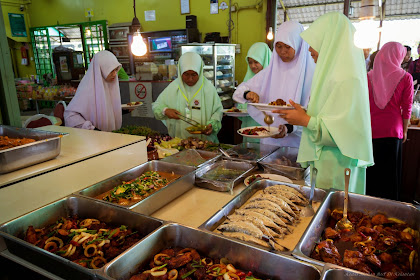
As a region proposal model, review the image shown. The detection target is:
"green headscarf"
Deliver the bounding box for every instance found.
[298,12,374,167]
[243,42,272,82]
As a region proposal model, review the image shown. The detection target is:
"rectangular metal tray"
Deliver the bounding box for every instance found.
[0,195,163,280]
[199,179,327,252]
[77,160,196,215]
[99,223,321,280]
[259,147,307,180]
[224,142,278,163]
[195,159,256,192]
[293,191,420,275]
[320,264,383,280]
[0,125,65,174]
[160,149,221,168]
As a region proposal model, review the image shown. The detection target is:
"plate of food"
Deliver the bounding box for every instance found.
[222,107,248,117]
[121,101,143,109]
[244,173,293,186]
[237,126,278,138]
[249,98,296,112]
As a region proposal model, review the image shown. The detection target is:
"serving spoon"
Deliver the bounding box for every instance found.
[263,112,274,130]
[301,167,317,217]
[335,168,354,232]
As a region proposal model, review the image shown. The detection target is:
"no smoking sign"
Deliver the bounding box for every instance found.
[135,83,147,99]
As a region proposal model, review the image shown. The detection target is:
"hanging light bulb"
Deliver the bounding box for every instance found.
[85,28,91,37]
[267,27,274,40]
[131,31,147,56]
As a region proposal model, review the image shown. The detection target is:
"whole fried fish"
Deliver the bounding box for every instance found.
[243,200,295,224]
[234,209,289,235]
[227,214,282,239]
[264,185,308,205]
[218,221,266,240]
[248,193,298,219]
[221,232,270,248]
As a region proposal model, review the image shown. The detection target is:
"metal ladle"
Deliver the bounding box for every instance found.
[301,167,317,217]
[335,168,354,232]
[263,112,274,130]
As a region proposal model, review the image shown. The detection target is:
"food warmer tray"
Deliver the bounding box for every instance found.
[0,125,66,174]
[259,146,307,180]
[224,142,279,163]
[195,159,256,192]
[199,179,327,252]
[97,223,321,280]
[293,190,420,276]
[160,149,221,168]
[0,195,164,280]
[319,264,383,279]
[76,160,196,215]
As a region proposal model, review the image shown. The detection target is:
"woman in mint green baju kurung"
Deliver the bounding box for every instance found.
[153,52,223,143]
[274,12,374,194]
[237,43,271,143]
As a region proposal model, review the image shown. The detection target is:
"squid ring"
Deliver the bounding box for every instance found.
[84,244,97,257]
[44,242,58,252]
[91,256,107,269]
[151,267,167,276]
[168,269,178,280]
[45,237,64,248]
[154,253,170,265]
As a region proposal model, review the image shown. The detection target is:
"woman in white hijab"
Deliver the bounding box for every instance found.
[64,50,122,131]
[232,21,315,147]
[153,52,223,142]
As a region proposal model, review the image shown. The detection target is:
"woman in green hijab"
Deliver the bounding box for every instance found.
[236,42,272,142]
[153,52,223,143]
[274,12,374,194]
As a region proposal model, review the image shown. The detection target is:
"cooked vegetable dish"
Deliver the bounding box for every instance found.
[129,247,266,280]
[310,211,419,279]
[24,216,141,269]
[99,171,180,206]
[0,136,36,150]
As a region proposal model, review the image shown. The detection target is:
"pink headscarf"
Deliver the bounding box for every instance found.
[368,42,406,109]
[64,51,122,131]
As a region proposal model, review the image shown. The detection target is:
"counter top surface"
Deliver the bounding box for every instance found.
[408,125,420,130]
[0,140,147,224]
[0,126,145,187]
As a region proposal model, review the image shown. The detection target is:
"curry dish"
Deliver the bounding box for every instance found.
[97,171,180,206]
[24,216,141,269]
[129,247,266,280]
[311,211,419,279]
[0,136,36,150]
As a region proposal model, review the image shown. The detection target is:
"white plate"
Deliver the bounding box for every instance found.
[121,102,143,109]
[244,173,293,186]
[237,126,278,139]
[249,103,295,112]
[222,108,248,117]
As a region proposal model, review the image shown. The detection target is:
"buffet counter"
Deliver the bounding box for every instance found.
[401,126,420,203]
[0,126,144,187]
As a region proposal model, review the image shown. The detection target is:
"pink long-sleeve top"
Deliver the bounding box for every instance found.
[368,72,413,139]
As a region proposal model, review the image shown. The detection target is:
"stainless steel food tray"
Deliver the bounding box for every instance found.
[0,195,163,280]
[259,146,307,180]
[224,142,278,163]
[320,264,383,280]
[0,125,66,174]
[98,223,321,280]
[77,160,196,215]
[293,191,420,276]
[195,159,256,192]
[199,179,327,251]
[160,149,221,168]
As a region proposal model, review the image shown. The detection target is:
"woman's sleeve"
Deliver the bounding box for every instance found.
[305,116,337,147]
[152,88,170,120]
[401,74,414,119]
[64,111,95,130]
[207,90,224,134]
[232,71,265,103]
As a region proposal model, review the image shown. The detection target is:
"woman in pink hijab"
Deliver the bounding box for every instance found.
[366,42,414,201]
[64,50,122,131]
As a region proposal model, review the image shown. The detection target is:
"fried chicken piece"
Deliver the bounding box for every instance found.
[167,252,194,268]
[317,240,343,266]
[25,226,39,245]
[324,227,340,239]
[399,231,413,244]
[378,252,393,264]
[343,250,373,275]
[381,263,403,280]
[366,254,381,268]
[372,214,388,225]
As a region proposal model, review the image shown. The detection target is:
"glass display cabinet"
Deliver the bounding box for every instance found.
[180,44,235,95]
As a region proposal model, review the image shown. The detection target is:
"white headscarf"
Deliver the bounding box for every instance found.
[64,51,122,131]
[247,21,315,128]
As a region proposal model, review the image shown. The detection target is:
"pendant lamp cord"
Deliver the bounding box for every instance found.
[133,0,137,18]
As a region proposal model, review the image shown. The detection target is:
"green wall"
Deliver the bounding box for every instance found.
[27,0,268,82]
